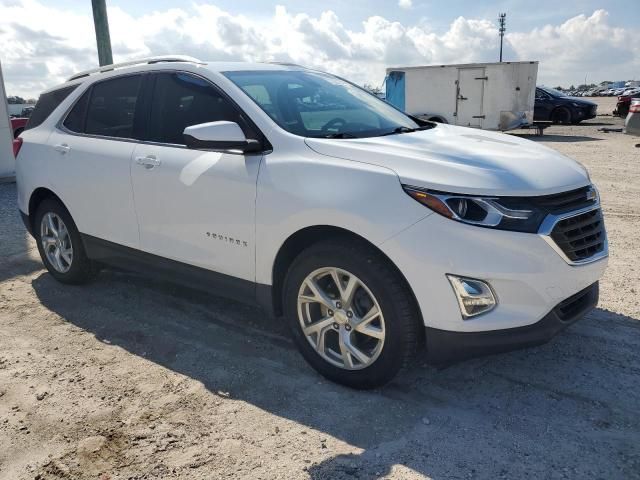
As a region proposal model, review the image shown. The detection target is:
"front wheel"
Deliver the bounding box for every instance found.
[283,238,423,389]
[551,107,572,124]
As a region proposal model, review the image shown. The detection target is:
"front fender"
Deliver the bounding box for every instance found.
[254,151,429,285]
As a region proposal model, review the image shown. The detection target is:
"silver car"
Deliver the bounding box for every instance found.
[625,98,640,136]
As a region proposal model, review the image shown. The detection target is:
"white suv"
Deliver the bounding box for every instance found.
[16,56,608,388]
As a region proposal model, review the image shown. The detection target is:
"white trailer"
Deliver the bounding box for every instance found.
[385,61,538,131]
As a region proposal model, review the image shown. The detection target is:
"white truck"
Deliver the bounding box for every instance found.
[385,61,538,131]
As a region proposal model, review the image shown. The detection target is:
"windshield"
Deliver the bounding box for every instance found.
[539,86,567,98]
[224,70,421,138]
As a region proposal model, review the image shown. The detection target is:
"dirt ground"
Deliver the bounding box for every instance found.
[1,97,638,480]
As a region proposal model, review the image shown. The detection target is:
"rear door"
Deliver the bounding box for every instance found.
[130,71,262,282]
[455,68,485,127]
[48,74,143,248]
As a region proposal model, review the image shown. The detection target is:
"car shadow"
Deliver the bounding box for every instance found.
[0,182,42,283]
[30,269,640,479]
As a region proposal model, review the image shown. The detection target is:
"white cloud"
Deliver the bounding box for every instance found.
[398,0,413,9]
[0,2,638,98]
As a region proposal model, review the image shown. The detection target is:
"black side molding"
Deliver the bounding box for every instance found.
[81,234,275,312]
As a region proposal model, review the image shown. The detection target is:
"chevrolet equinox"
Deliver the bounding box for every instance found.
[15,56,608,388]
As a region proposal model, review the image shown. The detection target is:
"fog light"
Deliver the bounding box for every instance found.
[446,275,497,319]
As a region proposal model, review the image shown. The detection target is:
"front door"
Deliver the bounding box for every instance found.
[130,71,262,282]
[456,68,485,128]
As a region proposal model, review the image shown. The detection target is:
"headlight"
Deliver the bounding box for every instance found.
[403,185,547,233]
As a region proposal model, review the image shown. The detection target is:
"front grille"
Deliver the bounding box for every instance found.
[534,186,596,214]
[550,208,605,262]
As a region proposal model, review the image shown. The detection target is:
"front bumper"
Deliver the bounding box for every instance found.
[424,282,599,365]
[379,210,608,333]
[576,105,597,121]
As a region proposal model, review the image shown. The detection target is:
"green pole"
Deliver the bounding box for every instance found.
[91,0,113,66]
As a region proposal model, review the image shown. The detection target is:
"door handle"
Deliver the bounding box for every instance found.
[54,143,70,154]
[135,155,161,169]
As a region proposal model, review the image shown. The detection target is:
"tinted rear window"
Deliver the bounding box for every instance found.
[63,88,90,133]
[25,85,78,131]
[84,75,142,139]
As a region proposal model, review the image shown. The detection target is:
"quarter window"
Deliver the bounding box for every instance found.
[25,85,78,131]
[147,72,249,145]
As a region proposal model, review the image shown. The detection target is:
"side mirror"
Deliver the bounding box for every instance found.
[183,121,261,153]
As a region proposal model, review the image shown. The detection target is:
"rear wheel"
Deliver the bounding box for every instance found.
[34,199,99,284]
[283,238,422,389]
[551,107,572,124]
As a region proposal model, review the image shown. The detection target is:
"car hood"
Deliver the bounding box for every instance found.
[305,124,590,196]
[567,96,597,106]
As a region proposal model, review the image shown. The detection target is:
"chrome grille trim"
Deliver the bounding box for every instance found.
[538,204,608,266]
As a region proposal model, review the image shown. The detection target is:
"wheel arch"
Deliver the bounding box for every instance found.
[28,188,68,232]
[268,225,424,328]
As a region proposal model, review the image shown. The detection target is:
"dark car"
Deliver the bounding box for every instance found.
[534,86,598,124]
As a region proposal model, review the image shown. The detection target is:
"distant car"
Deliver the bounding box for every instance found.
[534,86,598,124]
[20,106,34,117]
[622,88,640,97]
[625,99,640,136]
[10,117,28,138]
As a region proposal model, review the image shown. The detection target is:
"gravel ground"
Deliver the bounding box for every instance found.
[1,97,638,479]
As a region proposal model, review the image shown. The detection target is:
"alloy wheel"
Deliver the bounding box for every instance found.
[297,267,385,370]
[40,212,73,273]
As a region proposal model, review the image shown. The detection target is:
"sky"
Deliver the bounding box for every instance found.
[1,0,639,98]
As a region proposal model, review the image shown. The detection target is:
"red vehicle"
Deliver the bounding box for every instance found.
[10,117,28,157]
[614,94,640,117]
[10,117,28,138]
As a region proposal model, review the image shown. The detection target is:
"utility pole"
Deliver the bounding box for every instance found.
[91,0,113,66]
[498,13,506,62]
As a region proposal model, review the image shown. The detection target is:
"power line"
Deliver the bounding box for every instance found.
[498,13,506,62]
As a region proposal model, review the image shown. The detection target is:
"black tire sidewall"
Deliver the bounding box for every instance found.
[283,241,418,389]
[552,107,572,124]
[34,199,94,284]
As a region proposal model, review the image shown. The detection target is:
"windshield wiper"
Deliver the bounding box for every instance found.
[380,125,434,137]
[322,132,359,139]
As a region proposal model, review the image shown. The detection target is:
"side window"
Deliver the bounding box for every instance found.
[25,85,78,131]
[147,72,249,145]
[535,89,548,100]
[84,75,142,139]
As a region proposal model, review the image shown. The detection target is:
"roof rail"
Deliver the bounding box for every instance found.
[67,55,204,81]
[265,62,307,69]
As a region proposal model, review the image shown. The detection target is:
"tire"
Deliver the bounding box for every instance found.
[551,107,572,124]
[34,198,99,284]
[283,238,423,389]
[13,127,24,139]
